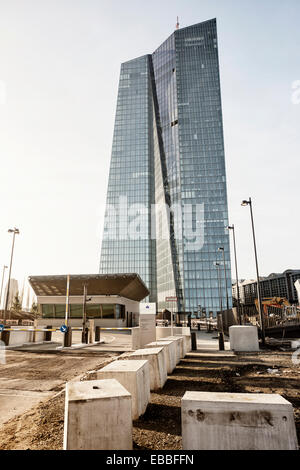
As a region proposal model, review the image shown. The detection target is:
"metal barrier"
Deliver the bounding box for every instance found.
[0,325,134,348]
[0,326,85,347]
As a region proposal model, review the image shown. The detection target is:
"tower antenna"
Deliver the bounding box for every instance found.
[176,16,180,30]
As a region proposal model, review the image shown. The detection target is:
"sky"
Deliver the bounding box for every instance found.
[0,0,299,303]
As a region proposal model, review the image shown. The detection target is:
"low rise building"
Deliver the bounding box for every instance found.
[232,270,300,306]
[28,273,149,328]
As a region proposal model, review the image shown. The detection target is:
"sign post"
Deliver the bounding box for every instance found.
[165,297,177,337]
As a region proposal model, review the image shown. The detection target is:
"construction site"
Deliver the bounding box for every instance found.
[0,318,299,451]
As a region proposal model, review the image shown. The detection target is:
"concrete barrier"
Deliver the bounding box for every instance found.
[1,327,50,346]
[129,347,167,391]
[160,336,183,362]
[229,325,259,352]
[181,392,298,450]
[131,327,140,350]
[1,330,31,347]
[64,379,132,450]
[179,334,192,353]
[175,335,187,357]
[156,326,190,340]
[33,331,45,343]
[145,341,176,374]
[96,360,150,420]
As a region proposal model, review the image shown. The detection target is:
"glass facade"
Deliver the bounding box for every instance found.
[41,303,125,319]
[99,19,232,316]
[99,55,157,302]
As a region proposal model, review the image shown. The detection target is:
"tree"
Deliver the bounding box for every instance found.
[11,292,22,314]
[31,302,40,319]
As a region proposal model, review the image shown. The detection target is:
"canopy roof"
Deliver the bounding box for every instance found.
[28,274,149,302]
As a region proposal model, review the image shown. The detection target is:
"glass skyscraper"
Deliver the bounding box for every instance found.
[99,19,232,316]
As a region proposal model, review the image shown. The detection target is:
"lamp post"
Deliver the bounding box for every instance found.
[215,262,224,351]
[4,228,20,323]
[218,247,229,312]
[227,225,242,325]
[241,198,265,345]
[0,265,8,312]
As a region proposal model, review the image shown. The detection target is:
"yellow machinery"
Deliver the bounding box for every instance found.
[255,297,290,315]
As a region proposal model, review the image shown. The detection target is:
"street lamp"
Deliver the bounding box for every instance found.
[0,265,8,312]
[227,225,242,325]
[218,247,229,312]
[215,262,224,351]
[241,198,265,345]
[215,263,223,316]
[4,228,20,323]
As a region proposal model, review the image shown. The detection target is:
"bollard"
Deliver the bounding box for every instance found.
[95,326,101,342]
[64,327,72,348]
[191,332,197,351]
[198,324,200,331]
[82,327,89,344]
[218,332,225,351]
[45,325,52,342]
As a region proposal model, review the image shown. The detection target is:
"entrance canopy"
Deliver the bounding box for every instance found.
[28,274,149,302]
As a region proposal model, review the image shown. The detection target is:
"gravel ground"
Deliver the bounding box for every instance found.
[0,350,299,450]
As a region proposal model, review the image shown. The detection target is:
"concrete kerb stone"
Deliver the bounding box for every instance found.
[129,347,167,391]
[95,360,150,420]
[181,391,298,450]
[64,379,132,450]
[145,341,176,374]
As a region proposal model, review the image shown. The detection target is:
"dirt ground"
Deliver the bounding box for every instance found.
[0,349,299,450]
[0,349,119,448]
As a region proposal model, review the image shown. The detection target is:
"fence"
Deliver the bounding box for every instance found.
[243,305,300,331]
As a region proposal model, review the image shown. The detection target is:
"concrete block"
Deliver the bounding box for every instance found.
[175,335,187,357]
[7,330,31,347]
[96,360,150,420]
[129,347,167,391]
[182,392,298,450]
[156,326,191,340]
[179,334,192,353]
[131,327,140,350]
[64,379,132,450]
[229,326,259,352]
[34,331,45,343]
[160,336,183,362]
[146,341,176,374]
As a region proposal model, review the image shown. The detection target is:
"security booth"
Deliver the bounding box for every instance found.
[28,274,149,328]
